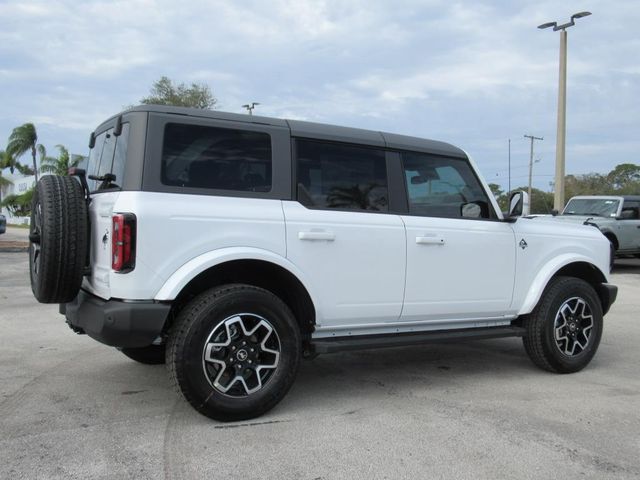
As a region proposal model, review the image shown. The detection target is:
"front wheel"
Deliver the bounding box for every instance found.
[166,284,301,421]
[523,276,603,373]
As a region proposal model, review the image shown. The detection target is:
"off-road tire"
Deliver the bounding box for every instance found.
[29,175,88,303]
[121,345,166,365]
[523,276,603,374]
[166,284,301,422]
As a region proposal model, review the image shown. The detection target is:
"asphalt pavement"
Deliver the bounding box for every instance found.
[1,252,639,479]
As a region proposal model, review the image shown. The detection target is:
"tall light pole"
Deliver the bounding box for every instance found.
[242,102,260,115]
[538,11,591,211]
[524,134,543,201]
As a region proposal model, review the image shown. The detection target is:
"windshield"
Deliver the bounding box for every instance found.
[563,198,620,217]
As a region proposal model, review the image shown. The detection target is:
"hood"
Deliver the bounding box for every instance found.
[533,214,608,225]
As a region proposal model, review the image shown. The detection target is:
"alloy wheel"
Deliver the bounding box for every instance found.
[554,296,594,356]
[202,313,280,397]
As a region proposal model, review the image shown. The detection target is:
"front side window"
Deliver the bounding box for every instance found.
[402,152,492,219]
[161,123,272,192]
[621,200,640,219]
[296,139,388,212]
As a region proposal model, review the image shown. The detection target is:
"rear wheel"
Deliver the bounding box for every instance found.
[121,345,166,365]
[523,276,603,373]
[167,284,301,421]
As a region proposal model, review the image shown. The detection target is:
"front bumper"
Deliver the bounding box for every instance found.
[61,289,171,348]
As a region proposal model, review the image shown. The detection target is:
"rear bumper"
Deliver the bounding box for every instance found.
[61,289,171,348]
[596,283,618,315]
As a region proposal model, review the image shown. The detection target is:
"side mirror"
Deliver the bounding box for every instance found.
[508,191,530,218]
[551,209,559,216]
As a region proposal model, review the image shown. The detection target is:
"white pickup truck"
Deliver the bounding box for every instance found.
[28,106,617,421]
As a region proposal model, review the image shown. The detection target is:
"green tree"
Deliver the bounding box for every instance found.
[140,76,217,109]
[488,183,508,211]
[563,173,612,199]
[607,163,640,192]
[40,145,81,176]
[0,151,16,205]
[512,185,554,214]
[0,188,33,217]
[7,123,40,182]
[0,158,13,203]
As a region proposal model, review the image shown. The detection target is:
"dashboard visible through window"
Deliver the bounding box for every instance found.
[402,152,492,219]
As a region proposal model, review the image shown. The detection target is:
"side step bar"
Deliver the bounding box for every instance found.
[310,325,526,354]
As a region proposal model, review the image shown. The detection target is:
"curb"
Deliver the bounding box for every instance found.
[0,243,29,253]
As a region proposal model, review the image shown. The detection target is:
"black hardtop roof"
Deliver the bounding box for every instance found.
[106,105,466,158]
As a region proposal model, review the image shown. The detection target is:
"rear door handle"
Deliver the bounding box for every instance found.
[298,230,335,241]
[416,235,445,245]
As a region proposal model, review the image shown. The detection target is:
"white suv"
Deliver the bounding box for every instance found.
[28,106,617,421]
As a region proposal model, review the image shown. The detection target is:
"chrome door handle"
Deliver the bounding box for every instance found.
[298,230,335,241]
[416,235,445,245]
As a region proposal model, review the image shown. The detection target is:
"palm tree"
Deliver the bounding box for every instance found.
[7,123,39,182]
[0,151,15,205]
[40,145,81,176]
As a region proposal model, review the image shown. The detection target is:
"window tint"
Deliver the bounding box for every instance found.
[86,130,107,190]
[161,123,272,192]
[111,123,130,189]
[621,200,640,219]
[85,125,130,192]
[402,152,491,219]
[97,131,116,179]
[296,139,388,212]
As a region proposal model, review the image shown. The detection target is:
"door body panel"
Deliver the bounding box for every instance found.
[401,216,516,322]
[283,201,406,328]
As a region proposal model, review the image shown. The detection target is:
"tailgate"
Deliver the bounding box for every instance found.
[83,191,120,300]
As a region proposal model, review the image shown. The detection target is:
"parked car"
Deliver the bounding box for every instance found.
[27,106,616,421]
[542,195,640,258]
[0,214,6,234]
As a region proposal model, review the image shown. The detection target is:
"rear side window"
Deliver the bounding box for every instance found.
[86,124,130,192]
[161,123,272,192]
[621,200,640,219]
[295,139,388,212]
[402,152,492,219]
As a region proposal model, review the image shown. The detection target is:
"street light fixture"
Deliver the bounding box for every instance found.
[538,11,591,211]
[242,102,260,115]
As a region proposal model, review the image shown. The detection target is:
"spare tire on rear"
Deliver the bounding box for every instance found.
[29,175,88,303]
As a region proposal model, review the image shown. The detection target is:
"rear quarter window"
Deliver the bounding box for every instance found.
[161,123,272,193]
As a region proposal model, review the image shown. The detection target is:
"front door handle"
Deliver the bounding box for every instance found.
[299,230,335,241]
[416,235,445,245]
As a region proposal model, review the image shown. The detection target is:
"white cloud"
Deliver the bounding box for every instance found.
[0,0,638,189]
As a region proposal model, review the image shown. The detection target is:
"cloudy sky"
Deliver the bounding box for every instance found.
[1,0,638,191]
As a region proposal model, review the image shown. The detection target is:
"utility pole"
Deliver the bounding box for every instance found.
[508,138,511,196]
[524,134,543,202]
[242,102,260,115]
[538,11,591,210]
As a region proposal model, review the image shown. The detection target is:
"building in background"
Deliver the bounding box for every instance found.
[0,173,37,225]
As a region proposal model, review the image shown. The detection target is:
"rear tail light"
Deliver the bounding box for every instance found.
[112,213,136,272]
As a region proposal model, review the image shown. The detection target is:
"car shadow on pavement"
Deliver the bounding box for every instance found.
[612,258,640,274]
[284,338,536,411]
